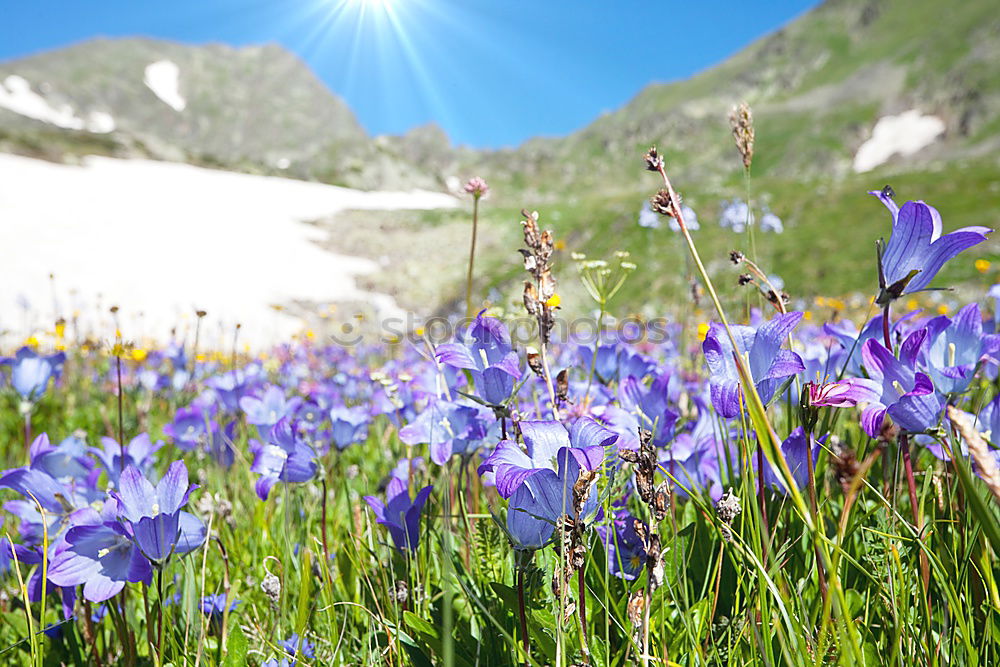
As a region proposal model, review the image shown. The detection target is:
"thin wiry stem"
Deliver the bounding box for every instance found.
[465,195,481,318]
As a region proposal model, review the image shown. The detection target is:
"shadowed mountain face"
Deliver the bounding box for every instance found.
[0,37,447,190]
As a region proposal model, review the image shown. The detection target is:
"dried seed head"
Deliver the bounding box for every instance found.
[729,102,755,170]
[644,146,664,172]
[649,189,675,217]
[523,281,539,317]
[647,533,665,591]
[715,488,742,542]
[627,590,646,629]
[729,250,745,265]
[526,349,545,377]
[880,184,895,200]
[737,273,754,286]
[555,369,570,405]
[653,483,670,522]
[261,573,281,603]
[393,580,409,604]
[572,469,597,516]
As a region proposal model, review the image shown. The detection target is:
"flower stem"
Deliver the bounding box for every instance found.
[465,196,480,319]
[116,353,125,476]
[881,304,892,350]
[804,429,827,602]
[517,558,531,666]
[577,565,590,663]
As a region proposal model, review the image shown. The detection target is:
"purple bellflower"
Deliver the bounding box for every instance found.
[250,418,317,501]
[595,512,647,580]
[758,427,822,494]
[870,188,990,304]
[47,505,152,602]
[240,385,301,431]
[1,347,66,400]
[860,331,942,437]
[399,399,493,465]
[364,481,432,553]
[505,447,599,551]
[478,418,614,498]
[703,313,806,418]
[90,433,163,488]
[923,303,1000,395]
[328,404,370,450]
[618,372,679,447]
[110,461,203,562]
[436,312,521,406]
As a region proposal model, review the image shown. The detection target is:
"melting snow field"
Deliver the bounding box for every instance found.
[144,60,186,112]
[0,75,115,132]
[853,109,945,173]
[0,154,457,347]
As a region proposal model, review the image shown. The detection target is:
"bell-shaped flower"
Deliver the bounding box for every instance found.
[164,403,218,450]
[436,312,521,406]
[0,463,99,546]
[329,404,370,450]
[250,418,317,500]
[399,399,493,465]
[28,433,93,483]
[47,508,152,602]
[89,433,163,488]
[505,447,599,551]
[703,313,805,418]
[110,461,202,562]
[870,189,990,301]
[595,512,647,580]
[364,483,432,553]
[860,331,942,437]
[922,303,1000,395]
[240,385,301,430]
[1,347,66,400]
[478,418,614,498]
[758,427,822,494]
[618,372,679,446]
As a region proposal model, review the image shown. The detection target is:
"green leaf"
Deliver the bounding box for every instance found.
[403,611,440,640]
[222,623,248,667]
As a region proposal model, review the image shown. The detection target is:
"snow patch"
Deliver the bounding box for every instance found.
[0,75,115,133]
[144,60,186,112]
[853,109,945,173]
[0,154,457,346]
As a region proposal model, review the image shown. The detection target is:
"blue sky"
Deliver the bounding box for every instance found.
[2,0,820,148]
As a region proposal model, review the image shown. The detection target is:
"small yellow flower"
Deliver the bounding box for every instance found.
[305,329,315,340]
[130,348,148,362]
[554,239,567,251]
[803,310,813,321]
[24,335,39,349]
[696,322,710,342]
[814,296,826,307]
[975,259,991,273]
[545,293,562,309]
[415,326,425,336]
[905,298,920,312]
[55,321,66,339]
[936,304,949,315]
